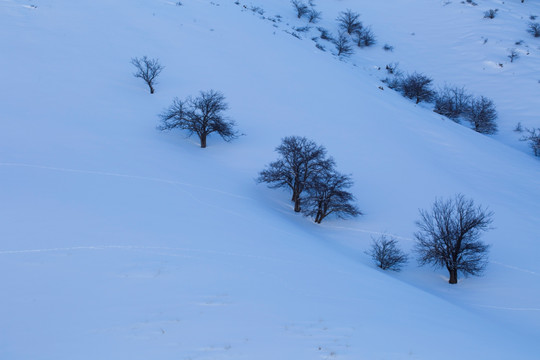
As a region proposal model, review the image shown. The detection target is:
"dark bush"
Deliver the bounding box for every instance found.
[353,27,376,47]
[434,86,471,121]
[400,72,435,104]
[466,96,498,134]
[291,0,309,18]
[520,127,540,156]
[367,235,408,271]
[317,27,334,41]
[334,31,354,57]
[337,9,362,35]
[527,22,540,37]
[307,8,322,23]
[508,48,520,62]
[483,9,498,19]
[302,169,361,223]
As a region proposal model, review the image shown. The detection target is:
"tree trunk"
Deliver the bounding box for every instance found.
[314,211,321,223]
[448,269,458,284]
[200,134,207,148]
[149,84,155,94]
[294,198,301,212]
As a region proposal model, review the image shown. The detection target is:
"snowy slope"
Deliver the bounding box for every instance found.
[1,0,539,359]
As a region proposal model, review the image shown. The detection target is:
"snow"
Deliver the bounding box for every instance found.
[1,0,539,358]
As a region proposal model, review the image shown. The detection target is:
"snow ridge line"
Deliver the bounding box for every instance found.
[476,305,540,312]
[0,162,251,200]
[0,245,301,265]
[491,260,540,277]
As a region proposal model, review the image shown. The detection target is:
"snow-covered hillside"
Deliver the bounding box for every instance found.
[1,0,539,359]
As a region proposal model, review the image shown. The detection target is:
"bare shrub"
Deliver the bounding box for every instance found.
[294,25,311,33]
[353,27,376,47]
[317,27,333,41]
[367,235,408,271]
[303,169,361,223]
[334,31,354,57]
[337,9,362,35]
[483,9,498,19]
[307,8,322,23]
[508,48,520,62]
[466,96,498,134]
[400,72,435,104]
[291,0,309,18]
[385,62,400,75]
[434,86,471,121]
[520,127,540,156]
[527,22,540,37]
[383,75,403,90]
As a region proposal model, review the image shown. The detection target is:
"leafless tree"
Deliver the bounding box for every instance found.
[415,194,492,284]
[334,31,353,57]
[337,9,362,35]
[527,22,540,37]
[520,127,540,156]
[159,90,238,148]
[258,136,333,212]
[291,0,309,18]
[367,235,408,271]
[400,72,435,104]
[466,96,498,134]
[307,8,322,23]
[302,169,361,223]
[434,85,471,121]
[131,56,164,94]
[353,27,376,47]
[508,48,520,63]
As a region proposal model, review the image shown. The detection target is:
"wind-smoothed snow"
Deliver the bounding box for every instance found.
[1,0,539,359]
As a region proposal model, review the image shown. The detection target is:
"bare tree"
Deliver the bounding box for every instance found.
[434,85,471,121]
[520,127,540,156]
[527,22,540,37]
[415,194,492,284]
[337,9,362,35]
[508,48,520,63]
[466,96,498,134]
[131,56,164,94]
[258,136,332,212]
[334,31,354,57]
[291,0,309,18]
[159,90,238,148]
[307,8,322,23]
[401,72,435,104]
[367,235,408,271]
[353,26,376,47]
[302,169,361,223]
